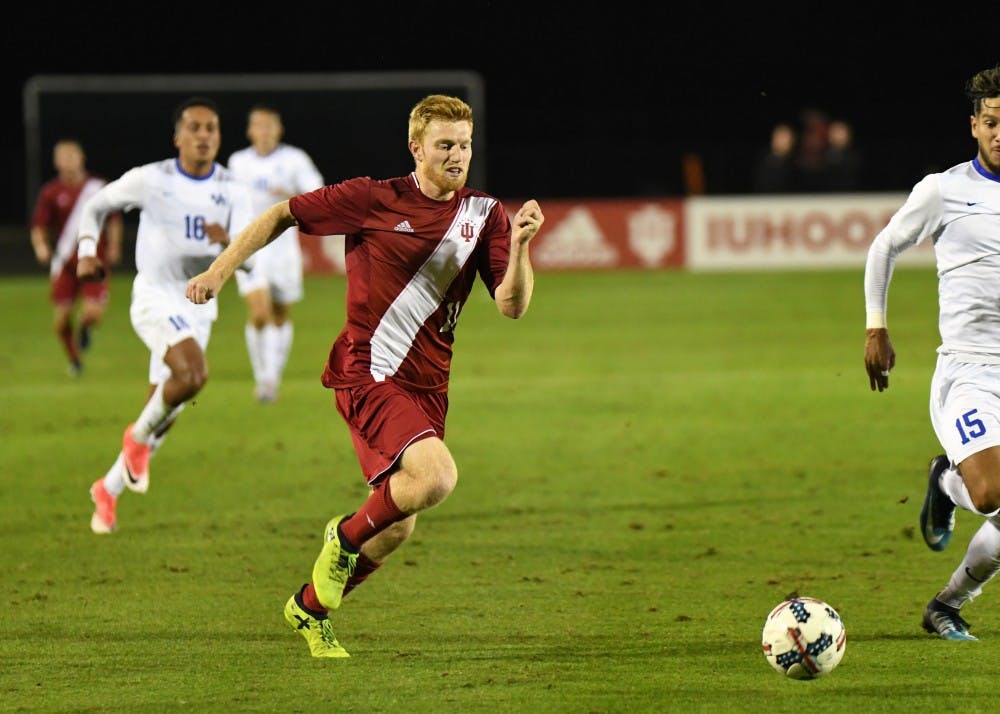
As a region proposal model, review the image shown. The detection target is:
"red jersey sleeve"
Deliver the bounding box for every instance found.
[31,183,56,229]
[477,200,512,297]
[289,177,371,236]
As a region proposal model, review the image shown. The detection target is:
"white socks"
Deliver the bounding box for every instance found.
[149,403,185,455]
[102,454,127,497]
[247,322,293,395]
[261,325,280,388]
[101,402,185,499]
[940,466,1000,517]
[245,323,265,387]
[274,322,293,385]
[132,381,172,443]
[939,520,1000,608]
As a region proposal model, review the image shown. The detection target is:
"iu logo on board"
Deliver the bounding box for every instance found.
[460,221,475,242]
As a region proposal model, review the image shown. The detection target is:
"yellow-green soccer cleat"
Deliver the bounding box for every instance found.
[311,514,358,610]
[284,589,349,658]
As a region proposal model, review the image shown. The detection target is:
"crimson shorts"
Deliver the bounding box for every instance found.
[51,262,109,304]
[334,380,448,485]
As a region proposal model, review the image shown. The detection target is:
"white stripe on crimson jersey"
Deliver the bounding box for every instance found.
[369,195,497,382]
[52,177,104,278]
[289,173,512,392]
[865,157,1000,361]
[78,158,255,321]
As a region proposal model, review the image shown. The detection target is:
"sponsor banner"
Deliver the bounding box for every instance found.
[300,194,930,273]
[300,199,686,273]
[685,193,934,270]
[511,198,685,270]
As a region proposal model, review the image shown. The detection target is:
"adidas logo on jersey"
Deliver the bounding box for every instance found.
[394,220,414,233]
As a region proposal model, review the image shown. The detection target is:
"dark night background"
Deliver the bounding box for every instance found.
[5,4,997,224]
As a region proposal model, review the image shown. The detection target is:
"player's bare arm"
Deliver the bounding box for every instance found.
[186,200,297,304]
[495,200,544,319]
[106,215,124,265]
[864,327,895,392]
[30,227,51,265]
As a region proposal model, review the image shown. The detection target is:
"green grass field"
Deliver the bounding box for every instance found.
[1,267,991,712]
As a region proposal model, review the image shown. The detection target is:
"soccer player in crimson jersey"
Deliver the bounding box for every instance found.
[30,140,123,376]
[187,94,544,658]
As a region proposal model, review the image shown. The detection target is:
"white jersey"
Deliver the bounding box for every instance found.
[227,143,323,248]
[78,158,255,321]
[865,158,1000,362]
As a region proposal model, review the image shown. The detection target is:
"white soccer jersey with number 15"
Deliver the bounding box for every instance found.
[864,158,1000,360]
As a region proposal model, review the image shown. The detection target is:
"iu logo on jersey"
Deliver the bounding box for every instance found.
[460,221,475,242]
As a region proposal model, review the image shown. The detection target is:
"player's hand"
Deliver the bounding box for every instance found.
[186,270,223,304]
[864,328,895,392]
[512,200,544,246]
[77,256,105,282]
[33,244,51,266]
[205,222,229,246]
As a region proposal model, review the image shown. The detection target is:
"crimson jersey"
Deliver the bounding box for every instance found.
[289,173,512,393]
[32,175,116,272]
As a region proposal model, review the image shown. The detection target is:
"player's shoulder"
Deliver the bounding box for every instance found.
[366,174,440,202]
[923,159,983,195]
[276,142,310,158]
[122,159,172,186]
[215,163,237,181]
[227,146,253,164]
[214,164,252,193]
[149,157,177,173]
[278,144,321,174]
[38,176,63,195]
[457,185,505,216]
[934,159,976,181]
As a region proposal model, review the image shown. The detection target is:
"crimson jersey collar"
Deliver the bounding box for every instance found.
[408,172,465,203]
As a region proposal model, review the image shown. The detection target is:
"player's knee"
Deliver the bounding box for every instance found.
[400,438,457,508]
[249,313,268,329]
[190,367,209,393]
[971,487,1000,515]
[426,459,458,505]
[172,364,208,399]
[964,474,1000,514]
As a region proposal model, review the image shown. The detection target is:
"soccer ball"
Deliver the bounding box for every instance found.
[761,596,846,679]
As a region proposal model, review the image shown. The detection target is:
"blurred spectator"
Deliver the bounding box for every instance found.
[824,119,863,191]
[794,108,831,192]
[753,122,797,193]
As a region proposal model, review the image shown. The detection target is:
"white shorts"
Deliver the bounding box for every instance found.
[930,354,1000,465]
[234,230,303,304]
[130,275,214,384]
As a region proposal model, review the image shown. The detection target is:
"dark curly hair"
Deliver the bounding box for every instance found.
[171,96,220,129]
[966,66,1000,115]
